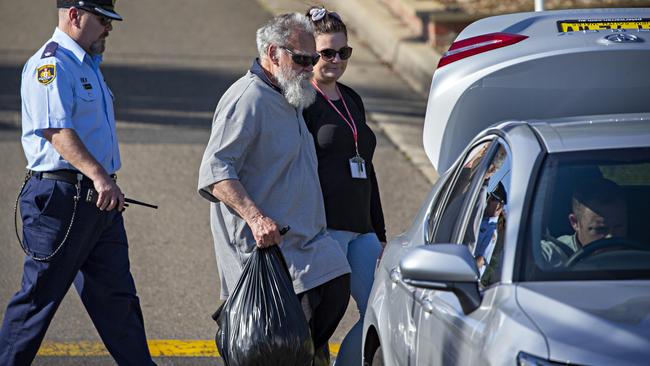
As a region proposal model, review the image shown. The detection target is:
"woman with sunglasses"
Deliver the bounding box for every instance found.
[303,7,386,366]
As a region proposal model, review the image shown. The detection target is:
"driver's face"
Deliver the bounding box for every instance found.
[571,201,628,246]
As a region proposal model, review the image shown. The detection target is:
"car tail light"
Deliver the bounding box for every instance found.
[437,32,528,68]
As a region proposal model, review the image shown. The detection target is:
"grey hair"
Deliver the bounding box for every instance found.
[256,12,314,61]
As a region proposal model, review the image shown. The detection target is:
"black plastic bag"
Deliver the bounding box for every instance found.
[213,245,314,366]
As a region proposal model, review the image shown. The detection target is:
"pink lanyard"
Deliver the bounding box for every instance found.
[311,81,360,155]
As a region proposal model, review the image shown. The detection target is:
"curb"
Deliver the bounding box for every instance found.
[329,0,440,97]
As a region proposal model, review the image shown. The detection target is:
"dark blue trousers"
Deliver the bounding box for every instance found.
[0,176,155,366]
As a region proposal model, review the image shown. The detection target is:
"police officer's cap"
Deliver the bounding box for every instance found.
[57,0,123,21]
[489,182,508,205]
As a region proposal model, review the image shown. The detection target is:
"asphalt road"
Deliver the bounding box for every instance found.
[0,1,430,364]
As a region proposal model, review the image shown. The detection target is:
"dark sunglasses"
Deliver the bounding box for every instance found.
[94,13,112,26]
[318,46,353,61]
[77,7,112,26]
[280,46,320,67]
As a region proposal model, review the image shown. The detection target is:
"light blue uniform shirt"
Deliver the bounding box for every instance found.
[21,28,121,174]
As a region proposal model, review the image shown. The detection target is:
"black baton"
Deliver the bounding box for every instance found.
[124,197,158,209]
[85,189,158,209]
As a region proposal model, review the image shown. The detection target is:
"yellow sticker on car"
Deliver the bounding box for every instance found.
[37,64,56,85]
[558,18,650,32]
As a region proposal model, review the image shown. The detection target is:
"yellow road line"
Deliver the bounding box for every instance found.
[38,340,340,357]
[149,340,218,357]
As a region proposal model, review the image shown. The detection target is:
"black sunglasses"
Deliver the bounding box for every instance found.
[77,7,112,26]
[318,46,353,61]
[280,46,320,67]
[94,13,112,26]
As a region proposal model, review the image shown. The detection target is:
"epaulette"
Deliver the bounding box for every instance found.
[41,41,59,59]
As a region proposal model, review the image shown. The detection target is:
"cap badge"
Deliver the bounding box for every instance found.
[37,64,56,85]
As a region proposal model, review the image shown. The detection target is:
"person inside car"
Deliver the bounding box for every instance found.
[541,178,628,266]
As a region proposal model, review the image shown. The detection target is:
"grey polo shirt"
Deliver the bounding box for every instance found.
[198,61,350,299]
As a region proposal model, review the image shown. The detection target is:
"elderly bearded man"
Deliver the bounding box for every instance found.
[198,12,351,365]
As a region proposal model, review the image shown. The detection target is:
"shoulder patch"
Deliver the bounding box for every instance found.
[40,41,59,59]
[37,64,56,85]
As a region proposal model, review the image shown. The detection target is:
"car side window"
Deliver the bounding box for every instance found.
[459,141,511,287]
[430,141,494,244]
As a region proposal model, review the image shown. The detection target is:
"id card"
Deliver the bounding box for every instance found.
[349,156,367,179]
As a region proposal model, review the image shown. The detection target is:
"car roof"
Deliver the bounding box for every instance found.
[423,8,650,174]
[529,113,650,153]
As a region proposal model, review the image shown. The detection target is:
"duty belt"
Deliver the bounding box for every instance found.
[28,169,117,186]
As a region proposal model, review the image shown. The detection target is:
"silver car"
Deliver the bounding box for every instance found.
[363,8,650,366]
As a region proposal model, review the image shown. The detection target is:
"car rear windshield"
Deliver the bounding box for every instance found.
[520,147,650,281]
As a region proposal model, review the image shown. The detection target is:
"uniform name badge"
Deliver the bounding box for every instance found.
[349,155,367,179]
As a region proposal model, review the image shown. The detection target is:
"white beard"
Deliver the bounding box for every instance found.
[275,64,316,109]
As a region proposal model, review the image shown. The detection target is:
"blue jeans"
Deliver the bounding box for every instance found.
[328,230,383,366]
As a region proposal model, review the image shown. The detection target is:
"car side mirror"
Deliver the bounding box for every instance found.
[399,244,482,314]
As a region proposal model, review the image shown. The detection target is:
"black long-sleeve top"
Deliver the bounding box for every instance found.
[303,82,386,242]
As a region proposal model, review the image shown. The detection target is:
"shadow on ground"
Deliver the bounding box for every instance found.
[0,63,241,128]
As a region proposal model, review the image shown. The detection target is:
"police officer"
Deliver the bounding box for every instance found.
[0,1,156,365]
